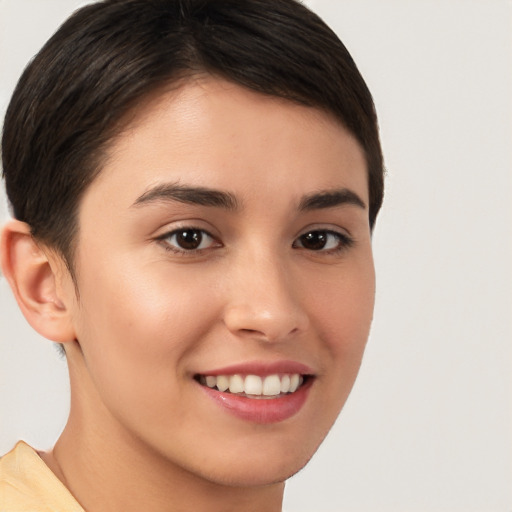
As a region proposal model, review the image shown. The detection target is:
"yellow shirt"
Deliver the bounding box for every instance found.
[0,441,84,512]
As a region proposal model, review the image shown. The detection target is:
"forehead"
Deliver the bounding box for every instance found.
[84,77,368,212]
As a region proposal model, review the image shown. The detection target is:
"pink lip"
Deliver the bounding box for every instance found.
[197,360,315,377]
[194,360,315,424]
[198,378,313,424]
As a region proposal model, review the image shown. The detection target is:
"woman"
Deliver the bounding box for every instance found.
[0,0,383,510]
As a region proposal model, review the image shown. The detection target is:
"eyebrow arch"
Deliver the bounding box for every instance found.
[132,182,239,210]
[298,188,366,212]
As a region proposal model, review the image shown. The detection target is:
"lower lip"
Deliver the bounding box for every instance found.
[198,378,313,424]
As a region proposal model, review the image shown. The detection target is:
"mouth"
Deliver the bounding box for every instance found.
[194,361,315,423]
[194,373,311,399]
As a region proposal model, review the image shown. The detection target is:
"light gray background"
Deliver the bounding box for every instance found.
[1,1,511,511]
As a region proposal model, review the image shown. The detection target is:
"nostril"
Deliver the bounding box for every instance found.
[240,328,260,335]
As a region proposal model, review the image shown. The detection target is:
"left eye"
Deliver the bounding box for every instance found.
[293,230,351,252]
[161,228,217,252]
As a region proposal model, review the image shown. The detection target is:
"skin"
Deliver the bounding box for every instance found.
[2,77,375,512]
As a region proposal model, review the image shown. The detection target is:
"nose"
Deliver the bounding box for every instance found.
[222,251,309,343]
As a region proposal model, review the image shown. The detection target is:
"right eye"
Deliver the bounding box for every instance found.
[159,228,220,253]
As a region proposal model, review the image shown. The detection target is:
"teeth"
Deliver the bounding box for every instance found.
[205,376,217,388]
[280,374,291,393]
[244,375,263,395]
[228,374,244,394]
[289,374,300,393]
[200,373,305,396]
[216,375,229,392]
[263,375,281,396]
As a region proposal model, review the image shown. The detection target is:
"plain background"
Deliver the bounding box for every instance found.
[1,1,511,511]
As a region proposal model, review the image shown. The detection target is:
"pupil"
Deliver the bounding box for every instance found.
[177,229,202,250]
[301,231,327,250]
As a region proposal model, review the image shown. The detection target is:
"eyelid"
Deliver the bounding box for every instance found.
[295,220,353,236]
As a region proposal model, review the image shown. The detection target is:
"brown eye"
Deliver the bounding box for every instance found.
[175,229,203,250]
[298,231,329,250]
[294,230,352,252]
[163,228,217,252]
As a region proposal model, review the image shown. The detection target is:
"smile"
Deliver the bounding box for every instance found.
[195,368,314,423]
[196,373,306,398]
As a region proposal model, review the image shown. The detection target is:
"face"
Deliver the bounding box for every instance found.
[64,77,375,486]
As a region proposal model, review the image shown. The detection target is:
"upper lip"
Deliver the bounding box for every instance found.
[196,360,315,377]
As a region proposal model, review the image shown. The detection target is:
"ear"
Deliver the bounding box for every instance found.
[1,219,77,343]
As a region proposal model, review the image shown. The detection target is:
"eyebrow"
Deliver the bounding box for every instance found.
[132,182,365,213]
[132,183,239,210]
[298,188,366,211]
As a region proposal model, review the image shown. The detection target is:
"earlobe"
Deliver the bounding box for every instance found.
[0,220,77,343]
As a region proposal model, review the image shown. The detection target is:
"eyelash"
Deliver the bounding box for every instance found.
[157,227,353,256]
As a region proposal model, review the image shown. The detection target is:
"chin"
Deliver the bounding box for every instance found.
[182,434,323,488]
[199,457,311,488]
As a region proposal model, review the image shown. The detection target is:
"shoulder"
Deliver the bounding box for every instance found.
[0,441,84,512]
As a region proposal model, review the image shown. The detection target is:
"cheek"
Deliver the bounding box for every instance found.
[73,256,219,405]
[308,257,375,365]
